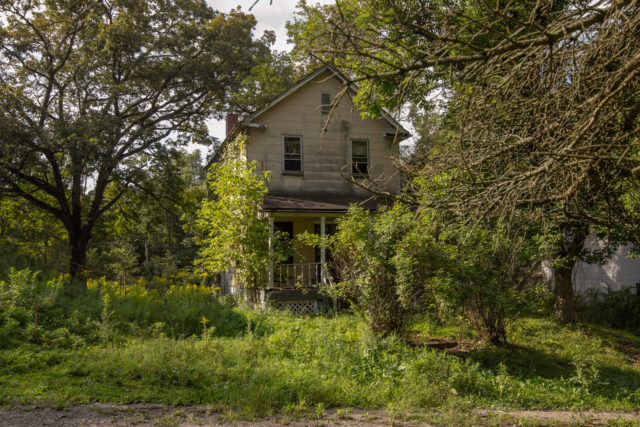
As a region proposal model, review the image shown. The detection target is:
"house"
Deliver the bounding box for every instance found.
[542,235,640,296]
[213,65,410,312]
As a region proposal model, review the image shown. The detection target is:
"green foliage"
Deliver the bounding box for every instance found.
[0,0,273,275]
[422,220,541,345]
[1,313,639,415]
[193,133,288,292]
[0,199,68,271]
[578,287,640,334]
[86,278,247,339]
[330,204,418,335]
[0,268,69,347]
[328,204,539,344]
[87,149,207,281]
[232,51,301,112]
[0,267,246,349]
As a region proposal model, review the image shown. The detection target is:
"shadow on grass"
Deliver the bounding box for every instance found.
[469,343,573,379]
[463,324,640,403]
[578,322,640,365]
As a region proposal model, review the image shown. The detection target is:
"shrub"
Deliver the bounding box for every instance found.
[191,133,271,297]
[330,204,420,335]
[578,286,640,333]
[0,267,248,348]
[421,220,540,346]
[329,205,540,344]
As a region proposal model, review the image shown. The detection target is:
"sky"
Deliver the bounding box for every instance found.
[202,0,333,144]
[206,0,328,52]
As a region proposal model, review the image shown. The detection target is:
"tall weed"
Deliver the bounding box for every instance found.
[0,268,247,349]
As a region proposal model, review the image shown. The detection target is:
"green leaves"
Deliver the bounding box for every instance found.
[330,203,539,343]
[192,133,271,290]
[0,0,274,275]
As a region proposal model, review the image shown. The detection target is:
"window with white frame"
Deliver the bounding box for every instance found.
[283,135,303,172]
[350,139,368,175]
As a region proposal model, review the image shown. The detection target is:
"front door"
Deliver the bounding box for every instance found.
[274,221,294,264]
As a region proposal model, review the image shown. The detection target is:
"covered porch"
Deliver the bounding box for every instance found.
[262,194,385,291]
[256,194,387,313]
[263,199,343,290]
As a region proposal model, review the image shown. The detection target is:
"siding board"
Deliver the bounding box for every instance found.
[246,70,401,197]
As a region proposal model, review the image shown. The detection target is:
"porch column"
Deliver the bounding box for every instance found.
[320,215,326,286]
[268,215,274,288]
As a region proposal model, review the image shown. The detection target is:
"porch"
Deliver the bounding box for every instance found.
[239,194,388,313]
[263,194,389,290]
[266,214,336,290]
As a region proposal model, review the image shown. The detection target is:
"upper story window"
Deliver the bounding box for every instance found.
[283,135,303,173]
[321,93,331,114]
[351,139,369,175]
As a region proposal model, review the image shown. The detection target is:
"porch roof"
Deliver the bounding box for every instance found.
[261,194,390,213]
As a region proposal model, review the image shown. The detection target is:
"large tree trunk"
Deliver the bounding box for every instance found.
[69,238,88,278]
[554,261,577,323]
[68,229,89,279]
[553,225,588,323]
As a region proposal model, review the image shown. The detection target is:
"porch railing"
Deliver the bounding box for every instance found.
[273,262,322,288]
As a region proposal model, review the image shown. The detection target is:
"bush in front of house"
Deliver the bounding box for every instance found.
[330,204,541,345]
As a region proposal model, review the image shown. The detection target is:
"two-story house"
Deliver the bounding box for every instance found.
[214,65,410,312]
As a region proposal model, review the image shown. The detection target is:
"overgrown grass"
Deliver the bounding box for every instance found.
[1,313,640,415]
[1,268,639,418]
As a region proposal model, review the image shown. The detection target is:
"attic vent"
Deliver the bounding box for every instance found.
[321,93,331,114]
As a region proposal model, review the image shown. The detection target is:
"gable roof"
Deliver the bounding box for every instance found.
[210,64,411,165]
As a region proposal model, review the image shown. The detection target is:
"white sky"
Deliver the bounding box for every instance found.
[207,0,327,52]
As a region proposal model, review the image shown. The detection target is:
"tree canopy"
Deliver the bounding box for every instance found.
[0,0,273,276]
[290,0,640,226]
[289,0,640,322]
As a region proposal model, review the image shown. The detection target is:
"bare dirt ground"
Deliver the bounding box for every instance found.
[0,404,638,426]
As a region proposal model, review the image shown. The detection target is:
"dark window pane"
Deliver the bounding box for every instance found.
[351,140,368,174]
[351,140,367,156]
[284,138,301,154]
[284,159,302,171]
[275,221,294,264]
[283,136,302,171]
[352,161,368,174]
[321,93,331,114]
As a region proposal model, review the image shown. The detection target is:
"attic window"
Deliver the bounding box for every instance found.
[283,135,303,172]
[321,93,331,114]
[351,139,369,175]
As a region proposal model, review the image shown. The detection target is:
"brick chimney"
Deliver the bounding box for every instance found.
[226,113,238,136]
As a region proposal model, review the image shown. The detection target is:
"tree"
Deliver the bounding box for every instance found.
[0,198,67,269]
[232,50,302,113]
[327,203,538,343]
[192,133,288,299]
[290,0,640,322]
[0,0,273,277]
[88,149,207,280]
[330,204,418,335]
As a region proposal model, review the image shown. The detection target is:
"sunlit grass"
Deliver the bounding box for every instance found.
[1,309,639,416]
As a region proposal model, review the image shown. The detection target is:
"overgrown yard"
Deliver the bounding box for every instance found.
[2,308,640,422]
[1,271,639,425]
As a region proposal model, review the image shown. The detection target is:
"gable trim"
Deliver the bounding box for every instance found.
[209,64,411,166]
[247,64,410,137]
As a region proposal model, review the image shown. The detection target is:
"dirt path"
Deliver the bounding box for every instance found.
[0,404,638,426]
